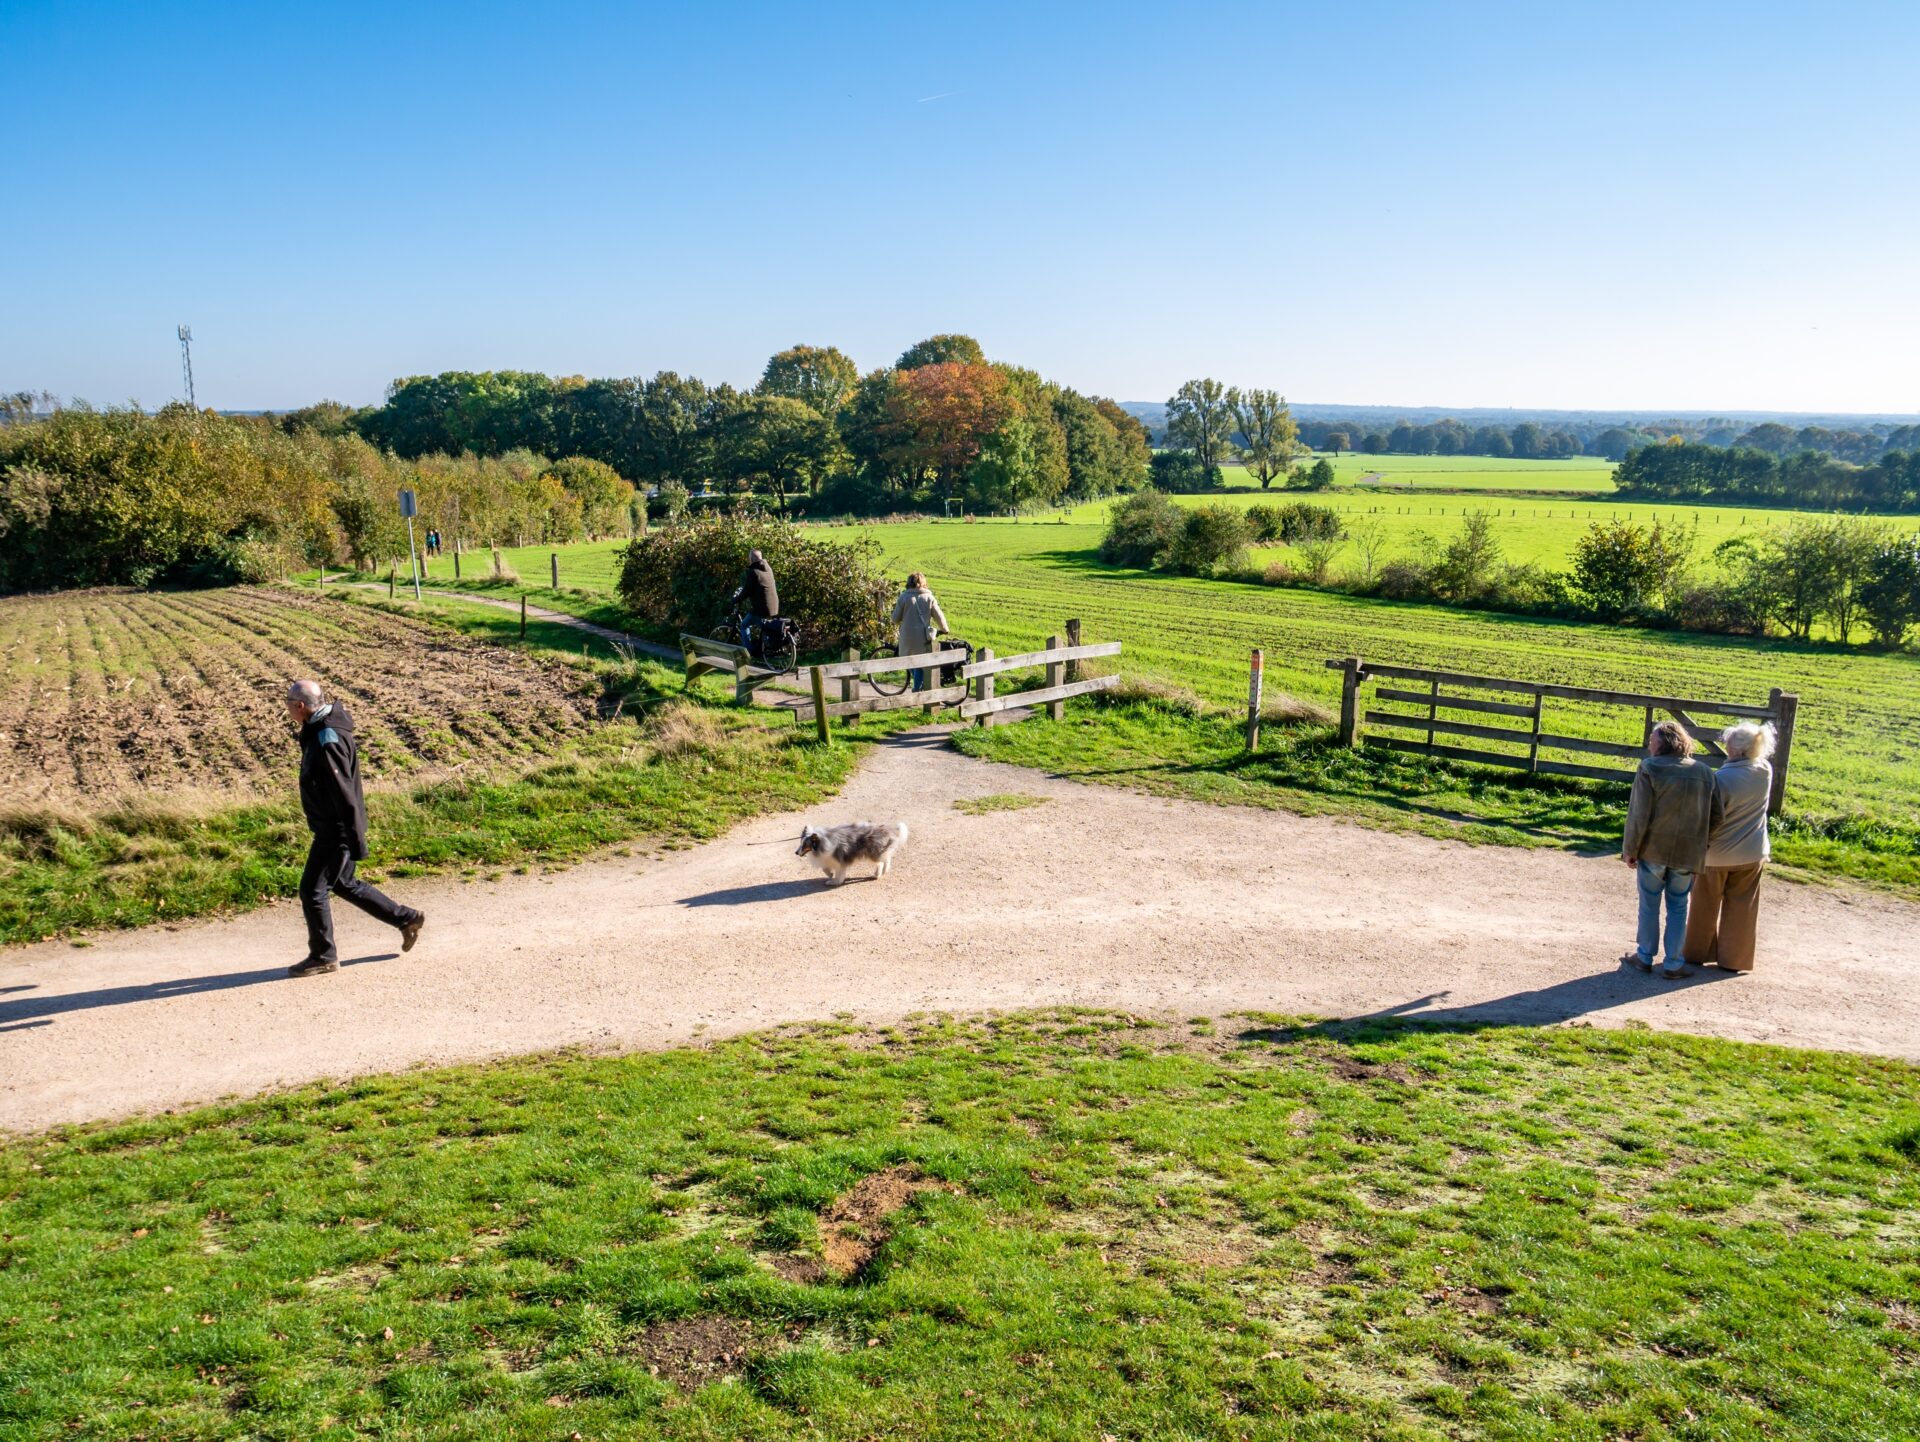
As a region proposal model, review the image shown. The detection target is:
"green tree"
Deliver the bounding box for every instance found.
[721,395,842,507]
[1288,457,1336,490]
[758,344,859,415]
[1099,489,1185,568]
[1230,388,1300,489]
[1165,379,1233,471]
[896,334,985,370]
[1860,536,1920,647]
[542,456,635,538]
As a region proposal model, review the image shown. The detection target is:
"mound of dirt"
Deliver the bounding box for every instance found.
[627,1316,794,1389]
[770,1164,960,1283]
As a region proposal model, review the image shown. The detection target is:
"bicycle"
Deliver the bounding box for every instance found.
[714,607,800,676]
[865,633,972,698]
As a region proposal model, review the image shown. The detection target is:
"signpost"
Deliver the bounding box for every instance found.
[398,488,423,602]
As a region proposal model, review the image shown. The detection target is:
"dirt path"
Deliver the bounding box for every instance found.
[339,583,682,661]
[3,728,1916,1133]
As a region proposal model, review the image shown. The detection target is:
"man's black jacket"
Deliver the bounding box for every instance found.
[735,557,779,618]
[298,704,370,859]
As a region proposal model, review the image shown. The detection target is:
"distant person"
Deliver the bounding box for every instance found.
[1620,719,1715,979]
[890,572,950,691]
[1681,723,1776,974]
[426,529,440,556]
[284,679,424,978]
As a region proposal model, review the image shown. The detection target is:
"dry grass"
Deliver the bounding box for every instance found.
[640,701,731,761]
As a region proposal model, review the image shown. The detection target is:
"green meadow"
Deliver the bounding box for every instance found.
[5,1011,1917,1441]
[1220,453,1619,494]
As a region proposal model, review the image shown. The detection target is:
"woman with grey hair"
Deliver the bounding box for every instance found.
[1621,718,1716,978]
[1681,722,1776,974]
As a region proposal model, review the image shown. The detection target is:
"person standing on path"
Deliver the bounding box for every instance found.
[1620,719,1715,980]
[1681,723,1775,974]
[890,572,950,691]
[284,679,424,978]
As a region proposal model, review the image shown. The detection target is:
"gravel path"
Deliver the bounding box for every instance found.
[3,727,1916,1133]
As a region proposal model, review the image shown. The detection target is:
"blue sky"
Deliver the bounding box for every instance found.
[4,1,1917,414]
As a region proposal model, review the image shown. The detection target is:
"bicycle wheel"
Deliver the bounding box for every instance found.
[774,628,800,675]
[865,644,911,696]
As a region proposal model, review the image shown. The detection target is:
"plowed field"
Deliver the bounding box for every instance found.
[0,587,595,808]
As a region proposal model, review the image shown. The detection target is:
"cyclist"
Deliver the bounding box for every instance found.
[729,549,780,655]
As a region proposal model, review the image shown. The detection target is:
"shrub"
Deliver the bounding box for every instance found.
[1245,504,1283,543]
[1276,502,1344,544]
[1100,489,1185,568]
[1149,449,1223,493]
[616,511,893,652]
[1294,536,1344,584]
[1376,558,1434,601]
[1427,511,1504,603]
[1569,518,1694,619]
[1860,536,1920,648]
[1261,558,1298,586]
[1670,578,1768,636]
[1169,504,1255,577]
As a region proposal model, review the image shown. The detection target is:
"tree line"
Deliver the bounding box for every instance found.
[1614,441,1920,512]
[292,334,1150,516]
[1283,415,1920,466]
[0,406,639,592]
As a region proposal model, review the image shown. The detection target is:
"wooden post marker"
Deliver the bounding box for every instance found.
[841,648,860,726]
[810,665,832,744]
[1246,648,1264,752]
[974,647,995,728]
[452,549,461,581]
[550,552,559,590]
[519,593,527,639]
[1064,618,1082,683]
[1337,656,1362,748]
[388,567,396,599]
[1045,635,1064,720]
[1768,688,1798,814]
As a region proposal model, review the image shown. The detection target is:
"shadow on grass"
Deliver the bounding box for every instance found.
[0,953,402,1026]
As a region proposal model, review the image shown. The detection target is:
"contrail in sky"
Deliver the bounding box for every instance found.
[917,90,960,103]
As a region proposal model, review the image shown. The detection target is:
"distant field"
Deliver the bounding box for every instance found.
[0,587,595,809]
[1220,452,1619,493]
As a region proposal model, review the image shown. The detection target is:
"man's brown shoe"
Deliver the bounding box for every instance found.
[400,914,425,953]
[289,957,339,978]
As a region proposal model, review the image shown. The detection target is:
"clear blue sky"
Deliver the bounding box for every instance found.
[4,1,1916,415]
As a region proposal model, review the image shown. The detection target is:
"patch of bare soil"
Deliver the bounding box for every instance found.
[0,586,596,809]
[769,1163,960,1283]
[627,1316,798,1389]
[1331,1056,1420,1084]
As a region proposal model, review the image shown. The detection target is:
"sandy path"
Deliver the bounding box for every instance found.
[3,728,1916,1133]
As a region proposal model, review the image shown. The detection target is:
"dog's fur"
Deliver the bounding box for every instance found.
[796,821,909,885]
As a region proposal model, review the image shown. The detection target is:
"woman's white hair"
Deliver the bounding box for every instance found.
[1722,721,1776,761]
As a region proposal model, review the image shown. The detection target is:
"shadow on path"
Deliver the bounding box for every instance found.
[1237,960,1741,1044]
[677,878,864,907]
[0,953,401,1026]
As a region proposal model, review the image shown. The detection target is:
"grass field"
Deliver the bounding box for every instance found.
[1220,453,1619,494]
[0,586,906,945]
[448,527,1920,852]
[4,1010,1916,1440]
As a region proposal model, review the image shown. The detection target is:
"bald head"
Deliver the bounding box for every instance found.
[285,679,323,725]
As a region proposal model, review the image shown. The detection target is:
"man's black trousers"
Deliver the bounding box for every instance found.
[300,837,416,963]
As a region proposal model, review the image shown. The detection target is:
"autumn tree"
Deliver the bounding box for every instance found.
[1230,388,1300,489]
[880,363,1014,499]
[896,334,986,370]
[1165,378,1233,471]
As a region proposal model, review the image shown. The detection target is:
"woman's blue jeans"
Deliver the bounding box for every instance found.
[1635,861,1694,963]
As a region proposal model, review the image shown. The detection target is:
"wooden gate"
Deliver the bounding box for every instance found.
[1326,657,1798,812]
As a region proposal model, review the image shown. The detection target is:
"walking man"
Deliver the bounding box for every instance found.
[284,679,424,977]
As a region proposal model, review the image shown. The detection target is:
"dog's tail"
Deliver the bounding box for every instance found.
[892,821,909,844]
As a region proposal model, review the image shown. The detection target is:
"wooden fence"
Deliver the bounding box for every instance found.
[788,628,1121,742]
[1325,656,1798,812]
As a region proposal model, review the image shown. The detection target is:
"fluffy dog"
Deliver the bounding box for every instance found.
[795,821,909,885]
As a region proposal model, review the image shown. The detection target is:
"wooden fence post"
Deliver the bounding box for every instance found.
[1064,618,1082,684]
[452,549,461,581]
[810,665,832,744]
[1045,636,1064,720]
[550,552,559,590]
[841,648,860,727]
[1338,656,1361,748]
[1768,688,1798,814]
[974,647,995,729]
[519,593,527,640]
[388,567,395,599]
[1246,648,1264,753]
